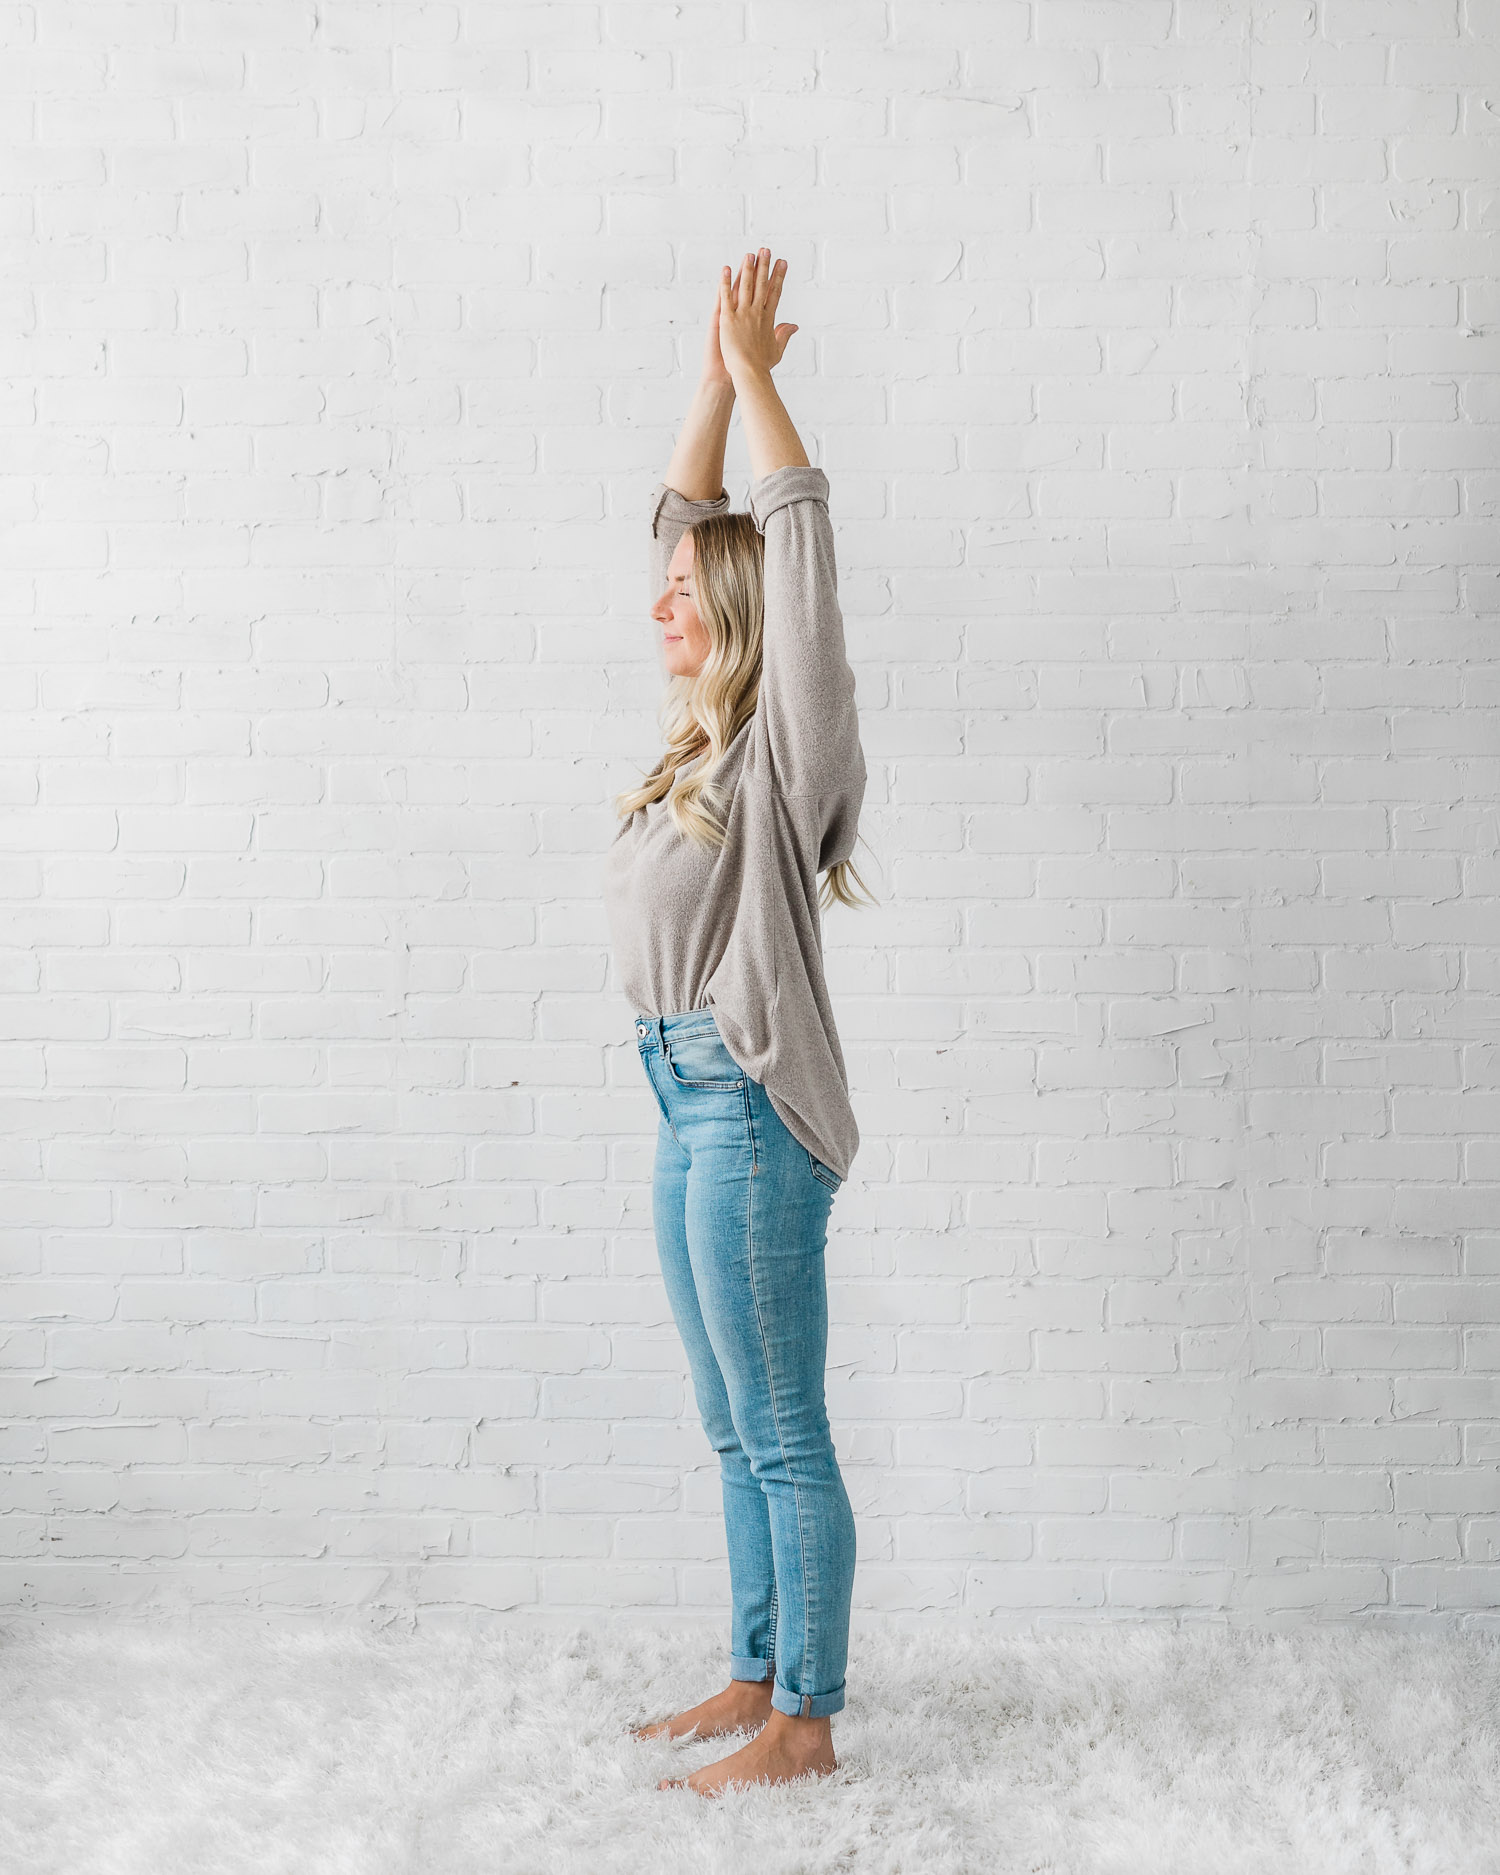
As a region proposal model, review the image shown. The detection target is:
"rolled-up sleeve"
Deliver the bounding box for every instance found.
[747,464,864,801]
[650,481,730,606]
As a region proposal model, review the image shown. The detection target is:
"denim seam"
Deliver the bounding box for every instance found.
[744,1161,814,1707]
[640,1048,681,1146]
[742,1078,759,1176]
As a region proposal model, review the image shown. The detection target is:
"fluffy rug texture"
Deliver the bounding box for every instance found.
[1,1617,1497,1875]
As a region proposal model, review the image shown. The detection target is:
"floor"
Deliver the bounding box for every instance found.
[2,1615,1497,1874]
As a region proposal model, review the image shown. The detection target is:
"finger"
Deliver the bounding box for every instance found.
[753,246,771,306]
[767,256,787,310]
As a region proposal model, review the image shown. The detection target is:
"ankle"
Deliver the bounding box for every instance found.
[762,1706,832,1739]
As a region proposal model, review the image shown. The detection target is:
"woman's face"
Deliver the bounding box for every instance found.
[653,533,710,680]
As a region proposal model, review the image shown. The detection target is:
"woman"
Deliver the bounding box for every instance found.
[601,249,874,1797]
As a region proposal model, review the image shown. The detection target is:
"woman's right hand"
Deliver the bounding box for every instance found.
[699,273,736,391]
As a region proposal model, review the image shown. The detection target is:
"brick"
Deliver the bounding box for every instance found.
[5,0,1496,1627]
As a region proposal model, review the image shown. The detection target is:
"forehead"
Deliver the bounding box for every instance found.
[666,534,696,579]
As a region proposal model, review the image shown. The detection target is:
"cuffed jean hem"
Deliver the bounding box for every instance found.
[771,1679,845,1719]
[730,1655,773,1683]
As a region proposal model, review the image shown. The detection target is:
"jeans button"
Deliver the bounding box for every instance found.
[636,1023,647,1037]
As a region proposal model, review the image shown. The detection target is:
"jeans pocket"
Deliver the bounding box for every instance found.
[806,1148,842,1194]
[663,1027,746,1091]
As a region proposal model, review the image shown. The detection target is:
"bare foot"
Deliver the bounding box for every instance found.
[658,1708,836,1795]
[629,1675,775,1743]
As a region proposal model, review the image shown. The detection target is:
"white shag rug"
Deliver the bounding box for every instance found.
[2,1617,1498,1875]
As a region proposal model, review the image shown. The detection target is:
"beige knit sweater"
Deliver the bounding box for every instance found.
[601,464,867,1180]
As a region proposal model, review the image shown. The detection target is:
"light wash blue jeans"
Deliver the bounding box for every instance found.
[634,1006,857,1720]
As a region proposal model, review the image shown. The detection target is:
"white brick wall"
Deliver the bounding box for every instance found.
[3,0,1498,1628]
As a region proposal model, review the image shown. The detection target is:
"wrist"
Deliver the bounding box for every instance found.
[697,373,736,402]
[728,363,775,394]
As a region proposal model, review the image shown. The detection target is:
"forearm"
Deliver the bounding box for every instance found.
[663,378,736,500]
[733,368,810,480]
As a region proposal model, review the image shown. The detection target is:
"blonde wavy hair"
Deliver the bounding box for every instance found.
[612,510,877,915]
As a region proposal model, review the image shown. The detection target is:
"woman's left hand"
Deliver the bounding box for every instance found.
[717,248,799,383]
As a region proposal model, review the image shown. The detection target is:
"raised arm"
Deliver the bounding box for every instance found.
[720,251,861,799]
[651,358,735,596]
[748,464,862,799]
